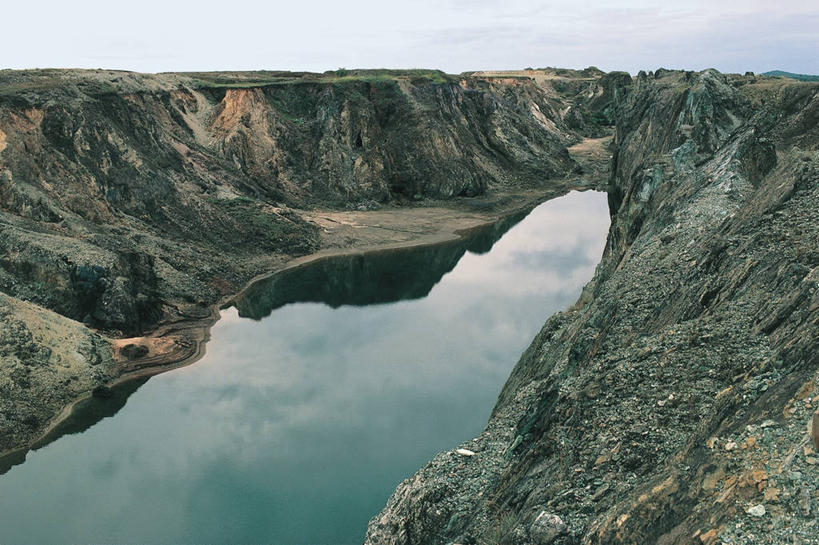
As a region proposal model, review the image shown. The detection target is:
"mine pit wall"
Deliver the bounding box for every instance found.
[0,72,580,338]
[0,68,816,543]
[366,70,818,545]
[1,69,610,466]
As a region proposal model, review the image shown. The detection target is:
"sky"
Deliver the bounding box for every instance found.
[2,0,817,75]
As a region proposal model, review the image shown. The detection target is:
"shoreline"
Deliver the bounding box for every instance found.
[0,186,584,463]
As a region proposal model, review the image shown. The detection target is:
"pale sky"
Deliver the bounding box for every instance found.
[2,0,817,75]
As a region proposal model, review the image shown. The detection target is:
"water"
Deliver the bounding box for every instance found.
[0,190,609,545]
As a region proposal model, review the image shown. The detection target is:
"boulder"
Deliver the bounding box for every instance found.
[530,511,567,544]
[121,343,149,359]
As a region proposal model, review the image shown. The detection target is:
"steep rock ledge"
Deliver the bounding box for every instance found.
[366,71,818,544]
[0,69,615,461]
[0,69,592,336]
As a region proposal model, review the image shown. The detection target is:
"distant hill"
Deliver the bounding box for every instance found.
[763,70,819,81]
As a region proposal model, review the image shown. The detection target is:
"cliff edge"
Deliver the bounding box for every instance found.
[0,68,608,456]
[365,70,819,545]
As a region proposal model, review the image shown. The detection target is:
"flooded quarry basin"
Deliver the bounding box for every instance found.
[0,190,609,545]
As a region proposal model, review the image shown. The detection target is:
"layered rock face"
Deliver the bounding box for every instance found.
[0,68,605,457]
[0,69,583,336]
[366,71,818,544]
[3,66,814,543]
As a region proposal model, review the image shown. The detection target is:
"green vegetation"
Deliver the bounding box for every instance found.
[482,513,522,545]
[0,69,457,100]
[762,70,819,82]
[0,71,68,97]
[186,69,455,90]
[185,72,297,89]
[324,68,455,84]
[0,69,131,98]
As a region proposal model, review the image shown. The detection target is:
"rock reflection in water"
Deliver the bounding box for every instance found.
[233,208,528,319]
[0,207,528,475]
[0,191,610,545]
[0,378,147,476]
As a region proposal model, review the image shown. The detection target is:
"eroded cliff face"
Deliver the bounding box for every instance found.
[0,292,117,453]
[0,69,588,337]
[366,71,818,545]
[5,67,814,543]
[0,69,608,458]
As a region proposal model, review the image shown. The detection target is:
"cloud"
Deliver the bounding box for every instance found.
[405,4,819,73]
[0,1,816,74]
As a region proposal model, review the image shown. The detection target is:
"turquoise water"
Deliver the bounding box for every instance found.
[0,190,609,545]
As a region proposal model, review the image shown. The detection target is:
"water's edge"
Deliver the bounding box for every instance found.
[0,189,573,470]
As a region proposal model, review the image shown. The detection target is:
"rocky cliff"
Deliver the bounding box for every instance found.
[0,68,605,456]
[366,70,819,544]
[0,68,586,336]
[3,66,814,544]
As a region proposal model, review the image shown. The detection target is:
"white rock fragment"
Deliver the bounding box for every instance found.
[530,511,567,544]
[456,448,475,457]
[746,504,766,517]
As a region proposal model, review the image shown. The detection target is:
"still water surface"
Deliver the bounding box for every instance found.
[0,191,608,545]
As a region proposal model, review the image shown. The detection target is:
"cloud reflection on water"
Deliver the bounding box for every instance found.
[0,190,609,545]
